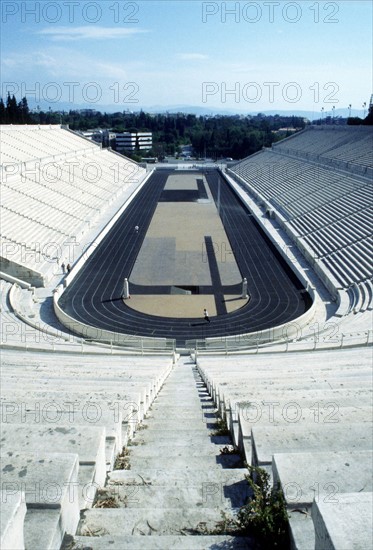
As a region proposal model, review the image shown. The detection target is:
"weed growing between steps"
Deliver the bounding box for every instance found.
[212,417,230,436]
[236,466,290,548]
[93,490,119,509]
[114,446,131,470]
[220,445,240,455]
[137,423,149,430]
[127,438,145,446]
[207,465,289,548]
[92,485,136,509]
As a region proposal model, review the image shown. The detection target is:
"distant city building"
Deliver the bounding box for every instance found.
[78,129,116,148]
[115,131,152,152]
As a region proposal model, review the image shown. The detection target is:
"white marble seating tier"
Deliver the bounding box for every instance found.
[0,451,80,550]
[0,490,27,550]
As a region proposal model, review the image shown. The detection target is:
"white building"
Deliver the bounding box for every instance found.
[115,131,152,152]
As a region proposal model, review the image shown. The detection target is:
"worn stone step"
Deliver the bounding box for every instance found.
[108,468,250,487]
[24,509,64,550]
[239,403,373,437]
[252,422,373,466]
[134,424,216,441]
[128,443,236,458]
[78,508,238,537]
[155,390,211,397]
[1,409,125,448]
[0,394,143,428]
[287,509,315,550]
[311,492,373,550]
[69,534,254,549]
[140,420,218,431]
[154,394,206,405]
[0,491,26,550]
[0,424,107,488]
[149,404,215,412]
[1,452,80,549]
[130,433,231,446]
[146,410,217,421]
[228,388,373,411]
[1,397,140,439]
[273,450,373,506]
[126,454,244,471]
[96,482,249,509]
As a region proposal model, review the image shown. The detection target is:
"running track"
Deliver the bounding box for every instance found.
[59,169,312,346]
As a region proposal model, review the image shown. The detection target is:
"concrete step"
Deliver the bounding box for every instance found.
[69,534,254,549]
[77,508,238,537]
[0,491,26,550]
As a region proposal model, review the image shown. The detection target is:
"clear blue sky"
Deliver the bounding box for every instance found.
[1,1,371,114]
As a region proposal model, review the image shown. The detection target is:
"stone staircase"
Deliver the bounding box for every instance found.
[67,358,254,549]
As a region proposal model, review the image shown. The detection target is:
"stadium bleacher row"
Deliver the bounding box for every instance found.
[0,124,96,164]
[197,347,373,550]
[0,125,146,283]
[229,126,373,308]
[0,124,372,549]
[272,125,373,171]
[0,349,174,550]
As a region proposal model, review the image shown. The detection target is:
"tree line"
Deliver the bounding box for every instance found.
[1,93,371,160]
